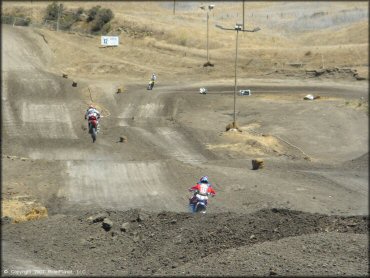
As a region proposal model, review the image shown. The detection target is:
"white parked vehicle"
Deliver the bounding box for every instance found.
[239,89,251,96]
[199,88,208,94]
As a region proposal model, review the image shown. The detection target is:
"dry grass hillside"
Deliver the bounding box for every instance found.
[2,1,368,81]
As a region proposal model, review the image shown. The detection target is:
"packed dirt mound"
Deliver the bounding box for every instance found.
[341,152,369,170]
[167,232,367,276]
[2,208,367,276]
[208,130,285,157]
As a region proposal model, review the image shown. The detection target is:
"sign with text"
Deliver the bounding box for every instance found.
[101,36,119,46]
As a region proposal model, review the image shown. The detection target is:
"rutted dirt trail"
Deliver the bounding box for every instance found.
[1,2,368,274]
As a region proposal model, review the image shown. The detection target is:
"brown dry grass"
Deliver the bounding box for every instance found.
[2,1,368,81]
[2,198,48,223]
[207,126,284,157]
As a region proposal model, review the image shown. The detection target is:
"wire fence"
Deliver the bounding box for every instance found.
[2,15,32,27]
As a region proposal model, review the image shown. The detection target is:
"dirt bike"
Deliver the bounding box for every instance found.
[189,193,209,214]
[194,198,207,214]
[88,116,100,143]
[147,80,155,90]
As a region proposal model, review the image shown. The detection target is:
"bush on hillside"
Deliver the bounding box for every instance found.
[90,8,114,33]
[44,2,63,21]
[42,3,113,33]
[100,22,112,34]
[87,5,101,22]
[2,13,31,26]
[76,7,84,16]
[59,12,77,30]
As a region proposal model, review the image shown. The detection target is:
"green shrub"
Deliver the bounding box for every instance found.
[76,7,84,16]
[97,8,113,23]
[1,15,13,24]
[87,5,101,22]
[100,22,111,34]
[1,14,31,26]
[59,12,76,30]
[17,17,31,26]
[178,33,188,46]
[45,2,63,21]
[90,8,114,32]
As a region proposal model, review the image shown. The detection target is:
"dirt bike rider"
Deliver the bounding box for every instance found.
[151,73,157,82]
[85,104,101,131]
[147,73,157,90]
[188,176,216,212]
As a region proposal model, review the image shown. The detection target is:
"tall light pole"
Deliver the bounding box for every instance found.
[242,1,245,30]
[200,4,215,67]
[216,23,260,127]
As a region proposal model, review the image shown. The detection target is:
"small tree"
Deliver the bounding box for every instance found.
[76,7,84,16]
[90,8,114,32]
[97,8,114,23]
[87,5,101,22]
[45,1,63,21]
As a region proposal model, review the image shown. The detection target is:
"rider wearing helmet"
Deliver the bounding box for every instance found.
[188,176,216,212]
[151,73,157,82]
[85,104,101,129]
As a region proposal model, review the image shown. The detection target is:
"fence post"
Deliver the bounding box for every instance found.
[13,17,17,27]
[321,53,324,69]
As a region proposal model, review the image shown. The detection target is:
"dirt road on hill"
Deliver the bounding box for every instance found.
[1,21,368,277]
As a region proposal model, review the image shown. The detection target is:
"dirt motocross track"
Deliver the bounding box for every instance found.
[1,1,369,277]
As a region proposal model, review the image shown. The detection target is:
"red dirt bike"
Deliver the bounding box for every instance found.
[88,115,99,143]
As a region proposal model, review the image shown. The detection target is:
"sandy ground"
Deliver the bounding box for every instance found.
[1,1,369,276]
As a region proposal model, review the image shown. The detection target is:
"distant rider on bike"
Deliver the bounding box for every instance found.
[188,176,216,212]
[151,73,157,82]
[147,73,157,90]
[85,104,101,130]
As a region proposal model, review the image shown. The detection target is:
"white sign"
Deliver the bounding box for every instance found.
[101,36,119,46]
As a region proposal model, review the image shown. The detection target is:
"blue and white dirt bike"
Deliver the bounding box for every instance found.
[189,193,208,214]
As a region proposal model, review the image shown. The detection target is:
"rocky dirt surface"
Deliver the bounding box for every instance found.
[1,1,369,277]
[2,208,368,276]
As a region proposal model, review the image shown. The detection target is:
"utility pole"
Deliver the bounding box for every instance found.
[173,0,176,15]
[207,12,209,62]
[233,27,239,124]
[242,0,245,30]
[200,4,215,66]
[215,23,261,126]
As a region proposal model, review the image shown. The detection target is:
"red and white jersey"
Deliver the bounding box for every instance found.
[85,108,100,120]
[189,183,216,196]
